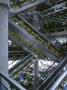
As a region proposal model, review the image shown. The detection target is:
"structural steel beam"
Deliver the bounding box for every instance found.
[10,0,48,16]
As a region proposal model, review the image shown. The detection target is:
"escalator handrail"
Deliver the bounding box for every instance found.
[0,71,26,90]
[9,53,32,73]
[49,70,67,90]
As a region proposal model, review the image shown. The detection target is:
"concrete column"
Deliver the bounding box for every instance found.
[33,54,38,90]
[0,0,9,88]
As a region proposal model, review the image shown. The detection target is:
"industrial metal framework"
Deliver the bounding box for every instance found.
[0,0,67,90]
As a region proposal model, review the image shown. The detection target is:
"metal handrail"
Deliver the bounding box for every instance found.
[49,70,67,90]
[0,71,26,90]
[8,61,14,66]
[8,53,28,67]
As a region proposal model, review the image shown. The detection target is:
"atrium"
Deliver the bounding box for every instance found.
[0,0,67,90]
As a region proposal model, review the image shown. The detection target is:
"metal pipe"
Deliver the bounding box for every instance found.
[49,70,67,90]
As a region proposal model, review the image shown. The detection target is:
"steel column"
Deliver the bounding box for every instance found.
[33,54,38,90]
[0,0,9,88]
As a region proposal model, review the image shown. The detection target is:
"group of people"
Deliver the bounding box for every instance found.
[18,70,33,89]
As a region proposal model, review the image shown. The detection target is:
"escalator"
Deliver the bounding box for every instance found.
[9,46,29,59]
[38,55,67,90]
[9,15,64,61]
[9,25,66,90]
[8,13,66,85]
[9,0,66,54]
[39,1,67,37]
[9,1,67,60]
[19,12,64,49]
[49,69,67,90]
[9,1,67,90]
[9,20,59,60]
[9,53,33,79]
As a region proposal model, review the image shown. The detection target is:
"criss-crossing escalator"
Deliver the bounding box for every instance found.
[9,1,67,90]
